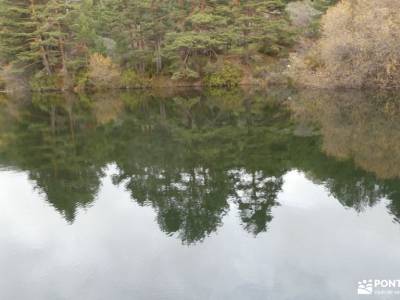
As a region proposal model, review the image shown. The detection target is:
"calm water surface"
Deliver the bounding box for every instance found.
[1,89,400,299]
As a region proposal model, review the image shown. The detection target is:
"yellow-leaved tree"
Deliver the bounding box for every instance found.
[291,0,400,89]
[88,53,121,90]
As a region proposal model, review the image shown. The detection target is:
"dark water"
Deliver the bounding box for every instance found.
[1,88,400,299]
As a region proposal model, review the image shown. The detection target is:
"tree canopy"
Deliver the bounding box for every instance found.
[0,0,301,90]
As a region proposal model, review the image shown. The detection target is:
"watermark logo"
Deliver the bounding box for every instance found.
[358,279,400,296]
[358,280,373,295]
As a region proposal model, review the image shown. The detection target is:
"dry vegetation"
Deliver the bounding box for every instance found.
[291,0,400,89]
[88,54,121,90]
[290,90,400,179]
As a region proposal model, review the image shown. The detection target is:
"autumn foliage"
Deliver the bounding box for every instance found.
[88,53,121,90]
[292,0,400,89]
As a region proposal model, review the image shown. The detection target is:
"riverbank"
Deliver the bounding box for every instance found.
[1,0,352,94]
[2,57,292,94]
[0,0,314,94]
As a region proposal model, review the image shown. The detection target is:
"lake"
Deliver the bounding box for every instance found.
[0,88,400,299]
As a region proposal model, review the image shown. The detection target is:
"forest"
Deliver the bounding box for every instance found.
[0,0,338,92]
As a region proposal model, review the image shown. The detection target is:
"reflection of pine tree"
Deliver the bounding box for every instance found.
[229,169,282,235]
[32,169,101,223]
[3,89,400,241]
[115,164,230,244]
[326,177,382,213]
[382,182,400,224]
[293,89,400,216]
[0,93,106,222]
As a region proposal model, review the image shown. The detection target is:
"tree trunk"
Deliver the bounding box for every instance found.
[156,38,162,73]
[29,0,52,75]
[57,22,71,90]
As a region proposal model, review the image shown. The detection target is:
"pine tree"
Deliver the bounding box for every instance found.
[165,0,232,77]
[0,0,80,87]
[233,0,293,60]
[34,0,77,75]
[0,0,299,89]
[0,0,39,70]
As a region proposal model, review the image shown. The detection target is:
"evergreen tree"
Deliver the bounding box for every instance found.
[0,0,38,70]
[0,0,299,89]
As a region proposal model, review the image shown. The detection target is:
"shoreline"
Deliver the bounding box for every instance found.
[3,83,269,94]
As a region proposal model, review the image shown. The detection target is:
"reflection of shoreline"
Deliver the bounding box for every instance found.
[291,90,400,180]
[1,89,400,243]
[0,90,291,243]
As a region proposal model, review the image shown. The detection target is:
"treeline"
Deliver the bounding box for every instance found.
[0,0,302,91]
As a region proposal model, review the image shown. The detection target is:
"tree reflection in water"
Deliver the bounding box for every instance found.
[0,88,400,243]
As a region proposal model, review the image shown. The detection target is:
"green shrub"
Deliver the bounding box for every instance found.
[30,72,60,91]
[259,45,282,57]
[306,19,322,38]
[253,66,270,79]
[121,70,152,89]
[73,71,89,92]
[171,68,200,81]
[204,64,243,87]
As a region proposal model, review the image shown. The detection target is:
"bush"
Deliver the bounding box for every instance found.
[73,71,89,92]
[88,53,121,90]
[30,71,61,91]
[292,0,400,89]
[204,63,243,87]
[121,70,152,89]
[1,65,29,92]
[171,68,200,82]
